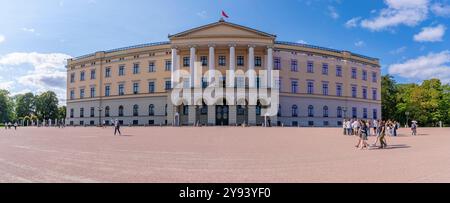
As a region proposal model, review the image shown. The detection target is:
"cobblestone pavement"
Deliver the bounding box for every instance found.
[0,126,449,183]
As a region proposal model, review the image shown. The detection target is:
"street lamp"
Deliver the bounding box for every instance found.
[97,106,103,127]
[405,111,410,128]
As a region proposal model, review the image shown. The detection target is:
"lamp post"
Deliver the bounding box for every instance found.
[97,106,103,127]
[405,111,410,128]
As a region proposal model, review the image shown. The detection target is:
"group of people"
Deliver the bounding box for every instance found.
[342,119,416,150]
[3,122,18,130]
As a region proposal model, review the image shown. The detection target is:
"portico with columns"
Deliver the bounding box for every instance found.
[166,19,278,126]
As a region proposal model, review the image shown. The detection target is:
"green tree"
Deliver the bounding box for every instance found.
[381,75,398,120]
[15,92,36,118]
[35,91,59,120]
[57,106,66,120]
[0,89,15,123]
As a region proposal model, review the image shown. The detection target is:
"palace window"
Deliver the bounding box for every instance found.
[80,71,85,81]
[80,108,84,118]
[372,89,377,100]
[351,86,357,98]
[133,63,140,74]
[165,80,171,91]
[372,72,377,83]
[291,80,298,94]
[218,56,226,66]
[351,68,357,79]
[105,67,111,78]
[149,104,155,116]
[70,90,75,100]
[105,85,110,96]
[336,84,343,97]
[292,105,298,117]
[307,81,314,94]
[322,83,329,96]
[274,57,281,70]
[200,56,208,66]
[148,81,155,93]
[307,61,314,73]
[362,70,367,81]
[183,57,190,67]
[118,106,124,117]
[322,63,329,75]
[291,59,298,72]
[183,106,189,115]
[148,62,155,72]
[70,73,75,83]
[373,109,378,119]
[165,60,171,71]
[237,56,244,66]
[133,83,139,94]
[337,107,343,118]
[105,106,110,117]
[255,56,262,67]
[363,108,368,119]
[336,66,342,77]
[133,105,139,116]
[90,87,95,98]
[118,84,125,96]
[80,89,85,99]
[352,107,357,118]
[90,69,96,80]
[90,107,95,117]
[70,108,74,118]
[363,87,368,99]
[323,106,329,118]
[119,65,125,76]
[308,105,314,117]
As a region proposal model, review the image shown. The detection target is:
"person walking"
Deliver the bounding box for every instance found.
[373,119,378,136]
[379,121,387,149]
[14,122,17,130]
[343,119,347,135]
[357,120,370,150]
[411,121,418,136]
[114,119,121,136]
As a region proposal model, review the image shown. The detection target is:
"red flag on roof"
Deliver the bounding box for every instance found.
[222,10,229,18]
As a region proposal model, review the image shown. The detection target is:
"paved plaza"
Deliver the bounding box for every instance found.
[0,126,449,183]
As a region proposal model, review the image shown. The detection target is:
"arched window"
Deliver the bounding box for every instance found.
[337,107,343,118]
[133,104,139,116]
[308,105,314,117]
[149,104,155,116]
[118,105,124,117]
[323,106,329,117]
[105,106,110,117]
[292,105,298,117]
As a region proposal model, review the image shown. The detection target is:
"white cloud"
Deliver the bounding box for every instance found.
[0,35,5,43]
[360,0,429,31]
[414,24,446,42]
[22,28,35,33]
[328,6,339,19]
[0,81,13,90]
[388,50,450,84]
[0,52,72,103]
[354,40,365,47]
[196,11,207,19]
[345,17,361,28]
[431,2,450,17]
[389,46,407,54]
[297,40,308,44]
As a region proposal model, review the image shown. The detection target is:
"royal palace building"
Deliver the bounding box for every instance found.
[66,20,381,127]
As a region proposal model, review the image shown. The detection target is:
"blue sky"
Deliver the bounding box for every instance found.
[1,0,450,103]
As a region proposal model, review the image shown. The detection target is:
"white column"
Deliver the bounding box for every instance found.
[229,45,236,87]
[190,46,196,88]
[208,45,215,84]
[248,45,255,88]
[170,48,178,88]
[267,47,274,88]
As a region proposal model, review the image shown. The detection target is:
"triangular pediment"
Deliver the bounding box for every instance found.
[169,20,276,40]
